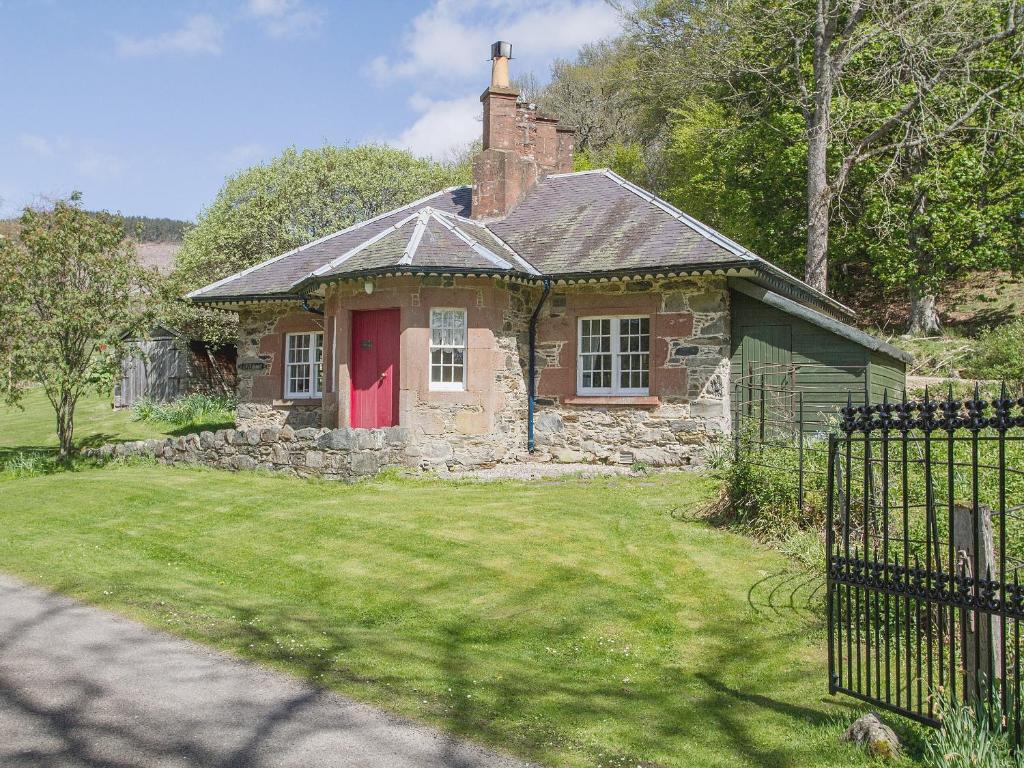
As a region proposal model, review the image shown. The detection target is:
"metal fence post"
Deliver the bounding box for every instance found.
[826,432,838,693]
[798,390,805,513]
[759,373,766,444]
[733,381,741,462]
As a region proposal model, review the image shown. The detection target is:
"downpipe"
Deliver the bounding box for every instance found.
[527,278,552,453]
[301,296,324,316]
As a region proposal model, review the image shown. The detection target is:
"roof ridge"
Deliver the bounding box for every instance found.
[398,209,431,266]
[299,211,420,284]
[429,211,514,271]
[188,186,469,298]
[434,209,541,276]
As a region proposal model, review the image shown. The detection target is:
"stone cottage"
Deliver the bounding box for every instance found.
[188,41,908,470]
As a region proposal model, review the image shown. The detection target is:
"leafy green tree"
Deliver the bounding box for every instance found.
[166,144,470,344]
[860,133,1024,335]
[660,100,809,276]
[0,195,153,458]
[628,0,1024,292]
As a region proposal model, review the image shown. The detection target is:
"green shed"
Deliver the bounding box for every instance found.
[728,279,910,430]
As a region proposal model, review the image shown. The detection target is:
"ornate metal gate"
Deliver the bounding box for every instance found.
[827,387,1024,739]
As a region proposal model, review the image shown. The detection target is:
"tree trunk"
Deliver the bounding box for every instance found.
[908,290,942,336]
[56,396,75,460]
[805,4,834,295]
[806,133,831,293]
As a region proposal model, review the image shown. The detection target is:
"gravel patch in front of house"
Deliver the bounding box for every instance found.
[440,462,640,481]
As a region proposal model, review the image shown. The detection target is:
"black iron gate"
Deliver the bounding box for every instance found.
[826,387,1024,740]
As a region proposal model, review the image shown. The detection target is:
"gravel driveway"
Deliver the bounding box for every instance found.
[0,572,534,768]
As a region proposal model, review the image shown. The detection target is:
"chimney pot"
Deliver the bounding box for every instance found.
[490,41,512,60]
[489,40,512,89]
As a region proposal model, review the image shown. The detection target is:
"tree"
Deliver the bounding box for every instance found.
[629,0,1024,292]
[0,195,152,458]
[167,144,470,344]
[861,129,1024,334]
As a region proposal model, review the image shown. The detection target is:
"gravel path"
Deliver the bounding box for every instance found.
[442,462,636,481]
[0,572,534,768]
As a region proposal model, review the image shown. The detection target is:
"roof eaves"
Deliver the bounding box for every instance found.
[190,291,303,305]
[302,264,535,288]
[542,260,750,283]
[187,185,470,300]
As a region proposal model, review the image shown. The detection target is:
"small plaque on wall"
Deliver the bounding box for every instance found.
[238,357,269,374]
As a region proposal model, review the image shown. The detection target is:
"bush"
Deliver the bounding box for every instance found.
[965,318,1024,389]
[925,694,1022,768]
[711,433,829,544]
[0,451,63,478]
[131,393,235,428]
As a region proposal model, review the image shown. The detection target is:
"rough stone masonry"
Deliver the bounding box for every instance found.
[87,425,411,481]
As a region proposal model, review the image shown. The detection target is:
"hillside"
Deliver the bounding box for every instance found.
[1,213,186,274]
[0,213,189,244]
[844,269,1023,383]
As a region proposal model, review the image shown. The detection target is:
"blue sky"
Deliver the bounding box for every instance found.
[0,0,622,221]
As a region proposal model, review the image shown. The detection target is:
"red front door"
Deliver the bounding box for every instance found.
[350,309,400,428]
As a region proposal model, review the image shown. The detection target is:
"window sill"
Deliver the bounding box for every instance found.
[274,398,323,406]
[564,395,660,407]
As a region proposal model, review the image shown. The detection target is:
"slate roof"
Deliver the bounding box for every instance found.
[490,171,738,274]
[187,168,850,319]
[188,187,472,301]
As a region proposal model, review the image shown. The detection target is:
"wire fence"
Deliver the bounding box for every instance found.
[731,363,868,513]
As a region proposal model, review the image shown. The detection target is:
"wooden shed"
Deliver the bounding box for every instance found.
[729,279,910,430]
[113,325,237,409]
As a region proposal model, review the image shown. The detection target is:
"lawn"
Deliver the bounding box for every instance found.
[0,462,894,768]
[0,387,233,469]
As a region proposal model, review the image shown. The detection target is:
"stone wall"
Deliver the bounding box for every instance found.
[230,275,731,471]
[235,303,326,430]
[324,276,535,469]
[87,424,411,480]
[531,276,731,466]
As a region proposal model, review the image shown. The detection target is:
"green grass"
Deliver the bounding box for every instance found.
[0,387,233,472]
[0,463,905,767]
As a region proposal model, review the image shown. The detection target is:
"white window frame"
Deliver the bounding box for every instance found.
[576,315,651,396]
[284,331,323,399]
[428,307,467,391]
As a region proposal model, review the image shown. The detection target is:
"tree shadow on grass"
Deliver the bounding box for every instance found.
[0,433,124,475]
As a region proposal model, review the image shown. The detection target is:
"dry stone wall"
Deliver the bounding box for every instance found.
[87,425,410,481]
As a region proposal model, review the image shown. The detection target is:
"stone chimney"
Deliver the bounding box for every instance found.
[472,41,574,220]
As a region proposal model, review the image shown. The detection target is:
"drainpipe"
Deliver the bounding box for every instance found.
[527,278,552,453]
[301,296,324,316]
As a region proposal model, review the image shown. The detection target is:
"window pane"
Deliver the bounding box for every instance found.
[429,309,466,388]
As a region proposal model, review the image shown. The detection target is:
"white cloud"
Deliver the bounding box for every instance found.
[218,142,268,172]
[15,135,123,180]
[117,14,224,57]
[390,93,481,161]
[370,0,622,83]
[19,134,56,158]
[246,0,325,39]
[74,148,124,179]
